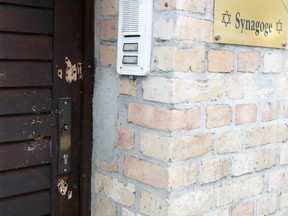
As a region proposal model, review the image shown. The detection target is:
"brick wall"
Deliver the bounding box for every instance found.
[93,0,288,215]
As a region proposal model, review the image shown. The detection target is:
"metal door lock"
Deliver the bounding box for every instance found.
[58,98,72,175]
[63,154,69,165]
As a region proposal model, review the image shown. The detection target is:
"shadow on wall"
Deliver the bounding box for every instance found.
[93,66,119,163]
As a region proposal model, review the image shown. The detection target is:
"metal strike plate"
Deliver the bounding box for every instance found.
[58,98,72,175]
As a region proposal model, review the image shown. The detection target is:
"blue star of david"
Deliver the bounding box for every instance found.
[222,11,231,27]
[276,19,283,34]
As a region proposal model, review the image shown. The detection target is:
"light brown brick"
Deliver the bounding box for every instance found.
[96,198,117,216]
[209,0,214,15]
[95,173,135,207]
[200,159,229,184]
[174,47,205,72]
[155,0,176,10]
[276,78,288,98]
[169,164,198,190]
[144,77,224,104]
[246,124,288,148]
[279,147,288,165]
[140,191,169,216]
[153,46,206,72]
[140,133,171,162]
[257,86,274,98]
[173,78,223,103]
[232,201,254,216]
[119,77,137,96]
[208,50,234,73]
[170,134,215,161]
[122,208,138,216]
[119,156,197,193]
[122,208,144,216]
[206,105,232,128]
[175,17,213,43]
[262,101,279,122]
[226,75,256,99]
[100,19,118,41]
[121,208,136,216]
[141,132,214,162]
[142,77,172,103]
[256,193,278,216]
[284,100,288,118]
[204,208,229,216]
[100,45,117,67]
[280,189,288,209]
[128,102,200,132]
[101,0,118,15]
[218,130,245,153]
[96,156,118,172]
[118,127,135,150]
[264,53,283,73]
[153,46,174,71]
[238,51,260,72]
[255,149,277,171]
[268,169,288,191]
[176,0,206,13]
[123,156,168,190]
[231,153,254,176]
[272,210,288,216]
[216,176,263,206]
[154,17,175,40]
[169,189,213,215]
[236,104,257,124]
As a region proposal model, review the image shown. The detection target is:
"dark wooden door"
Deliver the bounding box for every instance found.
[0,1,93,215]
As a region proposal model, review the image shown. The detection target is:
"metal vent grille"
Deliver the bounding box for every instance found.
[122,0,140,34]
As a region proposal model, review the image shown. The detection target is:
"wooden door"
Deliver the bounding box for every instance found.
[0,1,93,215]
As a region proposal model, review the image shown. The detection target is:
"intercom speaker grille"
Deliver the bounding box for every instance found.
[122,0,140,34]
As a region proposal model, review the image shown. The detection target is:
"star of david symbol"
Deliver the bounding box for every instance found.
[222,11,231,27]
[276,19,283,34]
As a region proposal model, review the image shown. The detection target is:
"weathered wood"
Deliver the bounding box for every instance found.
[0,166,51,198]
[0,34,52,60]
[0,0,92,214]
[0,114,52,143]
[0,191,50,216]
[0,0,53,8]
[0,62,52,87]
[51,0,83,215]
[0,139,51,171]
[0,3,53,215]
[0,5,52,34]
[0,89,52,115]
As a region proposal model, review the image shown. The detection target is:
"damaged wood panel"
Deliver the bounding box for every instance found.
[0,0,53,8]
[0,5,52,34]
[0,89,52,115]
[0,114,52,143]
[0,62,52,87]
[0,191,50,216]
[0,34,52,60]
[0,166,50,198]
[0,139,51,171]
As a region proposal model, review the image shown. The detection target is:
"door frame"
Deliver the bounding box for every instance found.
[80,0,94,215]
[51,0,94,214]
